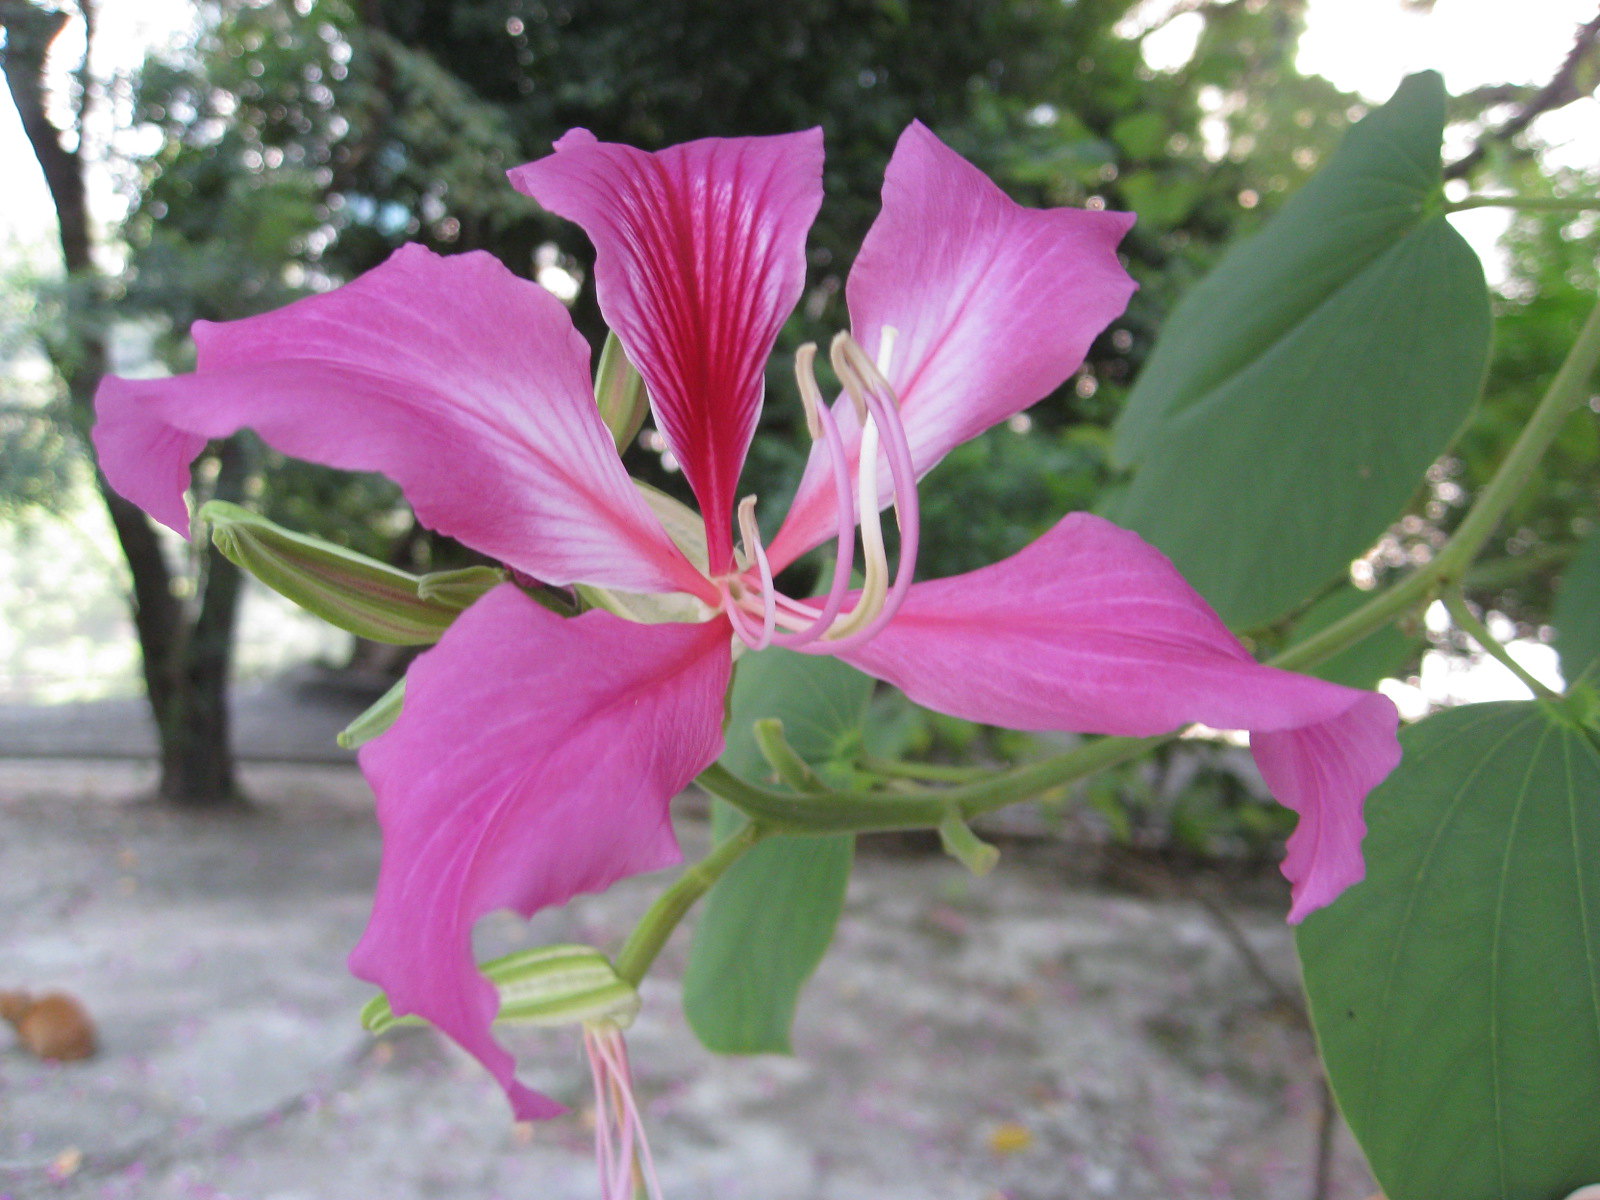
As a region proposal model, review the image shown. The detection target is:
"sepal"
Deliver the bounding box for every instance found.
[201,501,465,645]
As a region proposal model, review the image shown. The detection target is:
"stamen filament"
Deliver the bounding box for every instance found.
[583,1022,664,1200]
[772,345,860,650]
[807,332,920,654]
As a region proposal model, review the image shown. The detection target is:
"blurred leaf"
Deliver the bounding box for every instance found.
[1553,525,1600,685]
[1112,72,1491,629]
[1286,585,1423,689]
[683,650,872,1054]
[1297,702,1600,1200]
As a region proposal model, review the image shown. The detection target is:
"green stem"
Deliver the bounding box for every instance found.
[612,819,767,985]
[1275,292,1600,672]
[1448,195,1600,214]
[861,755,993,783]
[752,719,825,792]
[1433,295,1600,583]
[1442,589,1561,702]
[698,733,1165,835]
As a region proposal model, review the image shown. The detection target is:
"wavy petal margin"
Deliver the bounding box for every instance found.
[511,129,824,573]
[839,513,1401,919]
[93,244,711,601]
[771,123,1136,568]
[349,586,731,1119]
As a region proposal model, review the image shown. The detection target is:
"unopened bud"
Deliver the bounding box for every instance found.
[337,678,405,750]
[593,330,650,453]
[416,566,507,610]
[361,944,640,1035]
[938,810,1000,876]
[201,501,465,645]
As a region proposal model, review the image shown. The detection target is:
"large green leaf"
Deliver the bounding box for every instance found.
[1554,527,1600,686]
[683,650,872,1054]
[1297,702,1600,1200]
[1112,71,1491,629]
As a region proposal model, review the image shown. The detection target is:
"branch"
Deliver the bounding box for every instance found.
[0,0,91,272]
[1446,10,1600,180]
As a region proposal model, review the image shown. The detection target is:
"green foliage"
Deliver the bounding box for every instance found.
[1112,72,1492,630]
[683,650,871,1054]
[1298,702,1600,1200]
[1445,164,1600,628]
[1554,527,1600,686]
[0,263,82,517]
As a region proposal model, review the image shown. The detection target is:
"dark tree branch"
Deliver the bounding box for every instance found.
[1,1,91,272]
[1446,8,1600,180]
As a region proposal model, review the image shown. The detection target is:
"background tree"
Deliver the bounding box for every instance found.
[5,0,1595,819]
[3,0,248,806]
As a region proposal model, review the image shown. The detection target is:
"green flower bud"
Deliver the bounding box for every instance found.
[201,501,464,645]
[361,944,640,1035]
[416,566,508,610]
[938,810,1000,876]
[337,677,405,750]
[593,330,650,453]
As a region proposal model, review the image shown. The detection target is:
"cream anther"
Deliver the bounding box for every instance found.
[735,495,776,650]
[824,334,890,638]
[794,343,825,440]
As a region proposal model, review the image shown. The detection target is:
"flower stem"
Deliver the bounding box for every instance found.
[697,733,1165,835]
[861,756,993,783]
[1431,294,1600,583]
[1441,589,1562,701]
[1448,194,1600,214]
[612,819,768,985]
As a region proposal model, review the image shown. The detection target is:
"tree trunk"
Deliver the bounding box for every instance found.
[154,441,247,807]
[3,0,243,806]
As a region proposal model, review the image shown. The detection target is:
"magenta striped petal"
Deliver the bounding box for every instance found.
[770,122,1136,569]
[510,129,824,573]
[93,244,711,600]
[349,586,732,1119]
[839,513,1401,919]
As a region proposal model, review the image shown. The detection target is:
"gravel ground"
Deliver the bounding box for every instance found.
[0,758,1376,1200]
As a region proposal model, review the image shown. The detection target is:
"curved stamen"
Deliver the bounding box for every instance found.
[804,331,920,654]
[735,495,777,650]
[771,344,859,650]
[584,1022,664,1200]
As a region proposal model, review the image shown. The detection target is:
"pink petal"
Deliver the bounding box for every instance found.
[1253,693,1401,922]
[348,585,732,1119]
[838,513,1401,918]
[509,129,824,574]
[92,244,712,601]
[770,122,1136,568]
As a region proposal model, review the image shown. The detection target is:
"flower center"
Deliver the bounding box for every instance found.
[720,328,920,655]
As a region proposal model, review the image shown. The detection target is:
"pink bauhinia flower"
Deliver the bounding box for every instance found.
[92,121,1400,1122]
